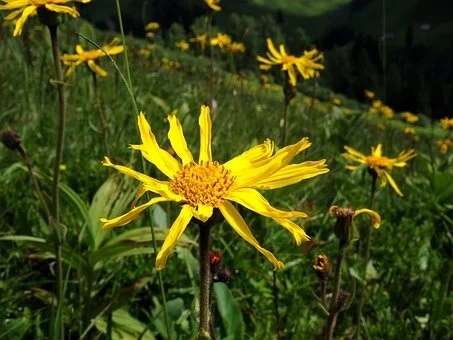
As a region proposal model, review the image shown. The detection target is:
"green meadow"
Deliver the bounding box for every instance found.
[0,2,452,339]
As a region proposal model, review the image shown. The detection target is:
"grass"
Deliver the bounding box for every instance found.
[0,9,452,340]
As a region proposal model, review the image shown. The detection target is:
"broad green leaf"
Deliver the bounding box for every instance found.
[214,282,245,340]
[152,204,168,227]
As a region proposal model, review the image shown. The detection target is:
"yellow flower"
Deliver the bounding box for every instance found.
[364,89,375,99]
[210,33,231,49]
[342,144,416,196]
[401,111,419,124]
[379,105,394,119]
[0,0,91,36]
[257,38,324,86]
[404,127,416,135]
[101,105,329,270]
[440,117,453,130]
[145,21,159,31]
[227,41,246,54]
[436,139,453,154]
[60,39,124,77]
[175,40,189,51]
[190,33,207,50]
[204,0,221,11]
[329,205,381,229]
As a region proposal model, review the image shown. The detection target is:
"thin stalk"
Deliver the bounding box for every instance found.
[198,223,212,339]
[355,174,377,339]
[113,2,171,338]
[281,99,290,147]
[48,24,66,340]
[272,270,281,338]
[307,78,318,135]
[324,249,346,340]
[92,72,109,155]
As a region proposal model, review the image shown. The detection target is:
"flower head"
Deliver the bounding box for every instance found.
[440,117,453,130]
[0,0,91,36]
[257,38,324,86]
[204,0,221,11]
[145,21,159,31]
[401,111,419,124]
[175,40,189,51]
[342,144,416,196]
[190,33,208,51]
[227,41,245,54]
[60,39,124,77]
[210,33,231,49]
[101,105,329,270]
[364,89,375,99]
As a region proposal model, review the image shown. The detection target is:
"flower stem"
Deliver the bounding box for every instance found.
[324,248,346,340]
[48,23,66,340]
[92,72,109,155]
[272,270,281,337]
[198,222,212,339]
[355,173,377,339]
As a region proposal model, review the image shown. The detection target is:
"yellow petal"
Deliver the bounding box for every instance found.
[272,217,310,245]
[136,112,180,178]
[13,5,36,36]
[226,188,307,219]
[266,38,281,60]
[101,196,169,229]
[167,114,193,164]
[198,105,212,162]
[354,209,381,228]
[224,139,273,174]
[45,4,80,17]
[155,205,193,270]
[372,144,383,157]
[87,60,108,77]
[383,170,403,196]
[343,146,367,161]
[218,201,284,269]
[252,160,329,189]
[191,204,213,223]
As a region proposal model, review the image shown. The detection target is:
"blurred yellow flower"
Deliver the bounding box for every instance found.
[364,89,375,99]
[204,0,221,11]
[404,127,416,135]
[440,117,453,130]
[190,33,208,50]
[61,39,124,77]
[257,38,324,86]
[101,105,329,269]
[227,41,246,54]
[372,100,382,109]
[0,0,91,36]
[436,139,453,154]
[210,33,231,49]
[175,40,189,51]
[380,105,394,119]
[145,21,159,31]
[342,144,416,196]
[332,98,341,105]
[401,111,419,123]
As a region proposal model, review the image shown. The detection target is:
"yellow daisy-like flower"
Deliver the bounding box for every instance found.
[342,144,416,196]
[145,21,159,31]
[190,33,208,51]
[210,33,231,49]
[257,38,324,86]
[227,41,246,54]
[60,39,124,77]
[175,40,189,51]
[401,111,419,124]
[0,0,91,36]
[101,105,329,270]
[436,138,453,154]
[440,117,453,130]
[204,0,220,11]
[364,89,375,99]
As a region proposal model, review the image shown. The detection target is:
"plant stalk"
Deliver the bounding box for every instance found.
[198,222,212,339]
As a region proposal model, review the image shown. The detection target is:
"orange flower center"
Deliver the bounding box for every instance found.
[366,155,390,169]
[282,55,297,65]
[80,50,103,61]
[169,161,235,207]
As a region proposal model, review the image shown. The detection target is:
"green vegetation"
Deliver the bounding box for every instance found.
[0,3,452,340]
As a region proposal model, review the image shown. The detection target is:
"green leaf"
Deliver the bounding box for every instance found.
[214,282,245,340]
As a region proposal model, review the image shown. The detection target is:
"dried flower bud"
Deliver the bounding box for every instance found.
[313,254,330,281]
[0,130,21,151]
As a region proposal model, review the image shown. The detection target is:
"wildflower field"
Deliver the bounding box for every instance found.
[0,1,452,339]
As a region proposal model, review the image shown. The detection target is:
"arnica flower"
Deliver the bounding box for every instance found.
[204,0,221,11]
[190,33,207,51]
[440,117,453,130]
[175,40,190,51]
[436,138,453,154]
[145,21,159,31]
[342,144,416,196]
[101,105,329,270]
[210,33,231,49]
[401,111,419,124]
[364,89,375,99]
[60,39,124,77]
[0,0,91,36]
[257,38,324,86]
[227,41,246,54]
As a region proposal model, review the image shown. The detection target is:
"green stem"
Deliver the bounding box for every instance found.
[272,270,281,338]
[48,24,66,340]
[92,72,109,155]
[198,222,212,339]
[281,98,289,147]
[325,249,346,340]
[355,174,377,339]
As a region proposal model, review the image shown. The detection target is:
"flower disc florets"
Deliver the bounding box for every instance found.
[170,160,235,207]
